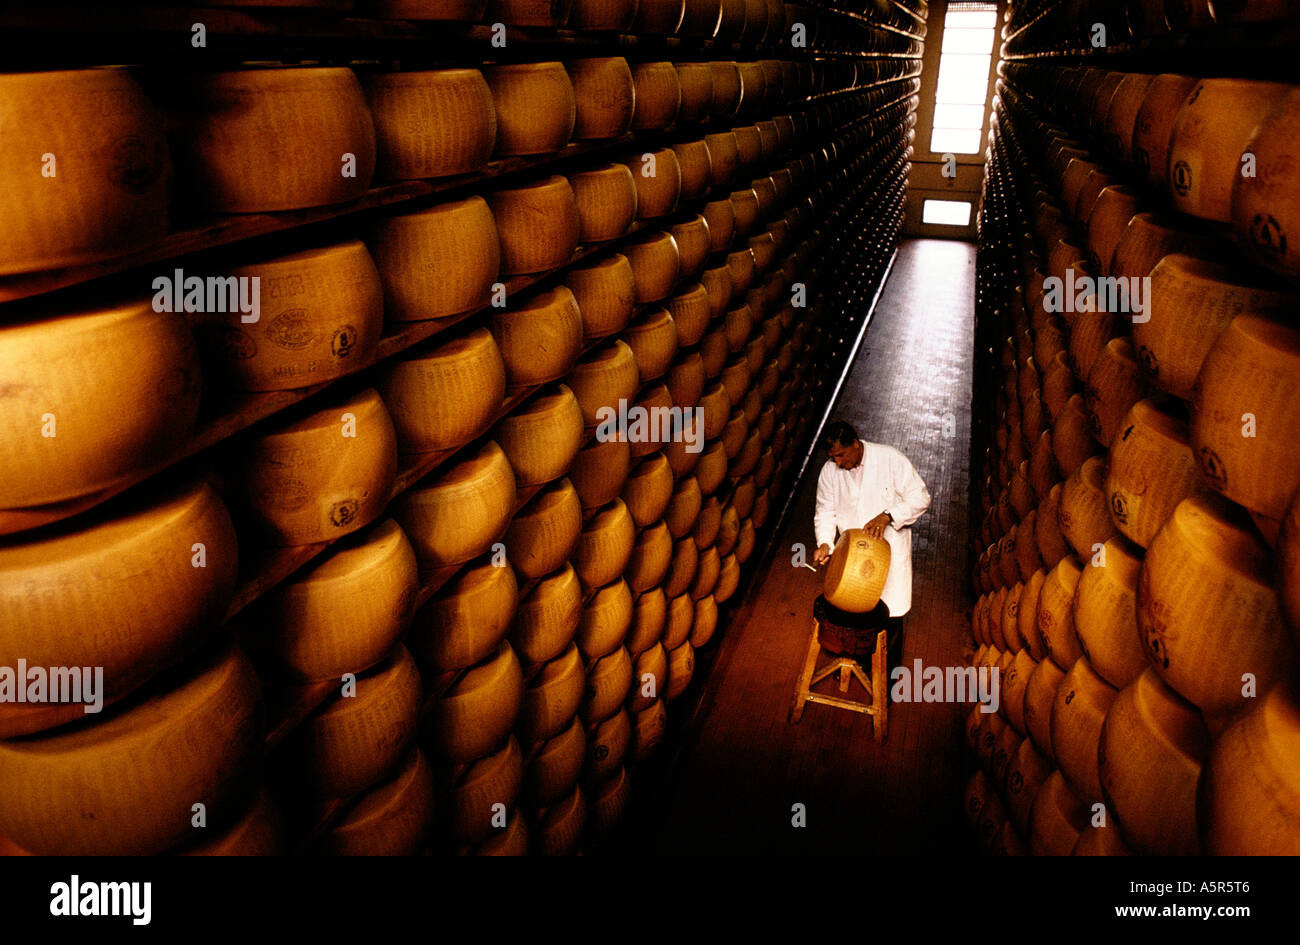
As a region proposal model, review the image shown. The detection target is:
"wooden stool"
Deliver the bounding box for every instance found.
[789,596,889,742]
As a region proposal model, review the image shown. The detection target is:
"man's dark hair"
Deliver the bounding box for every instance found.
[822,420,858,449]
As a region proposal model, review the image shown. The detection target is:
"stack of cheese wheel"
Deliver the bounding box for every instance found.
[392,440,517,569]
[197,240,384,393]
[236,387,398,546]
[378,327,507,453]
[363,69,496,180]
[0,68,170,274]
[172,67,376,212]
[0,298,202,522]
[369,196,501,320]
[0,480,237,738]
[485,63,575,156]
[0,639,261,855]
[242,517,418,682]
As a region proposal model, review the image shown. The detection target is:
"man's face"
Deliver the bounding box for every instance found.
[827,439,862,470]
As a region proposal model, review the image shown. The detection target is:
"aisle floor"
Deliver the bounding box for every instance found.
[641,238,978,855]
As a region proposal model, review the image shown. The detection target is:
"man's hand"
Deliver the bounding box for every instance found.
[812,543,831,566]
[864,511,892,540]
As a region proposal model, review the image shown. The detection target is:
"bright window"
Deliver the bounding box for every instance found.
[922,199,973,226]
[929,2,998,155]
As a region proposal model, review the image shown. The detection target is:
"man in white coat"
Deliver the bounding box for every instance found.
[812,420,932,654]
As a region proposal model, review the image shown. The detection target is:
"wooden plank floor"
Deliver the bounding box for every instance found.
[629,239,979,855]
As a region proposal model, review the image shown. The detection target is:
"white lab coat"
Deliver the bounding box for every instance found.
[813,440,931,617]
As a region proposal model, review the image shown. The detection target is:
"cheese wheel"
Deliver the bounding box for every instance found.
[665,533,700,598]
[623,453,675,527]
[567,58,635,140]
[1071,536,1147,690]
[1168,78,1290,222]
[583,646,633,724]
[690,544,721,600]
[364,69,495,180]
[1138,493,1291,722]
[721,406,749,458]
[690,594,718,647]
[631,62,681,131]
[531,784,587,856]
[663,413,706,478]
[681,0,723,35]
[411,557,518,672]
[238,388,397,546]
[573,500,637,590]
[292,644,421,797]
[629,641,668,713]
[735,63,766,117]
[695,439,728,496]
[673,64,714,125]
[569,436,631,509]
[1086,185,1141,273]
[673,140,713,205]
[448,736,523,845]
[0,299,201,510]
[1131,74,1200,184]
[1105,398,1207,549]
[568,0,635,27]
[665,477,703,540]
[662,591,695,651]
[1036,484,1072,570]
[824,529,890,613]
[1028,770,1088,856]
[394,440,517,568]
[666,640,695,700]
[505,478,582,580]
[248,518,416,682]
[1059,456,1115,562]
[431,640,524,763]
[0,639,259,855]
[665,350,707,410]
[369,196,500,320]
[1003,649,1038,736]
[0,480,236,738]
[628,147,682,221]
[1191,314,1300,521]
[174,67,374,212]
[197,239,384,393]
[715,502,740,557]
[577,579,634,660]
[488,177,580,275]
[513,563,583,665]
[624,306,680,382]
[491,286,584,387]
[633,0,685,33]
[1019,653,1062,764]
[520,643,586,743]
[714,552,740,603]
[1097,668,1206,855]
[379,327,506,453]
[489,0,573,25]
[626,588,666,657]
[585,708,630,784]
[176,784,283,856]
[627,521,673,592]
[315,746,434,856]
[1005,739,1052,837]
[372,0,488,17]
[693,494,722,549]
[1137,255,1296,401]
[0,68,169,275]
[709,62,742,116]
[1084,338,1145,448]
[496,384,585,486]
[566,254,637,340]
[1200,675,1300,855]
[670,215,712,278]
[727,248,756,295]
[699,324,730,378]
[570,164,637,243]
[525,715,586,809]
[485,63,575,156]
[631,698,667,762]
[1233,88,1300,277]
[1038,556,1084,671]
[566,340,640,430]
[1111,211,1223,284]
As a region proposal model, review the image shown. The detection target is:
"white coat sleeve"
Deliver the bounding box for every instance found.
[886,449,931,529]
[813,462,838,550]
